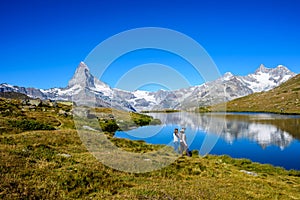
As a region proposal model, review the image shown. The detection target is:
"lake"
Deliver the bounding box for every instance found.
[115,112,300,170]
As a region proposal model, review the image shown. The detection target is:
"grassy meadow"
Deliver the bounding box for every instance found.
[1,96,300,199]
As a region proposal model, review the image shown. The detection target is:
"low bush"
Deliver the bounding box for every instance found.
[8,119,55,131]
[99,119,119,133]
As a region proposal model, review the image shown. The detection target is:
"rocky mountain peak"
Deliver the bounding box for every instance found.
[255,64,271,74]
[0,62,296,112]
[68,61,95,88]
[273,65,291,73]
[222,72,234,81]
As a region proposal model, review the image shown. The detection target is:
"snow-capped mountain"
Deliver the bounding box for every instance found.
[0,62,135,111]
[0,62,296,111]
[236,64,295,93]
[127,64,295,111]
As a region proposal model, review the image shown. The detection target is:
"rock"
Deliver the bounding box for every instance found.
[29,105,36,109]
[83,125,97,131]
[57,153,72,158]
[52,101,58,108]
[42,99,53,107]
[28,99,42,107]
[58,109,66,115]
[240,170,258,176]
[22,99,29,105]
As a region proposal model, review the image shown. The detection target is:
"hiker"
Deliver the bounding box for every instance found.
[173,128,180,153]
[179,128,188,154]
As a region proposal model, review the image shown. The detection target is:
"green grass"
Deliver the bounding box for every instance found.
[1,129,300,199]
[94,109,161,133]
[0,97,300,199]
[8,119,55,131]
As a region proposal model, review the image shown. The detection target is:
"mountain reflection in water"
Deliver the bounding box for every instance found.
[148,112,300,150]
[115,112,300,170]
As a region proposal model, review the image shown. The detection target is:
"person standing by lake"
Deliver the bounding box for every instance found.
[179,128,188,154]
[173,128,180,153]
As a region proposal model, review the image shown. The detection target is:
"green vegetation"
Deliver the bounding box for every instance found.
[99,119,119,133]
[198,106,211,113]
[95,108,161,133]
[0,97,74,134]
[208,74,300,114]
[1,128,300,199]
[8,119,55,131]
[0,96,300,199]
[130,112,155,126]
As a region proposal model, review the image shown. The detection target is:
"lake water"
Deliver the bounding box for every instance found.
[115,112,300,170]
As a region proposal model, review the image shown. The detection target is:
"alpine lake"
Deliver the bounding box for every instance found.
[115,112,300,170]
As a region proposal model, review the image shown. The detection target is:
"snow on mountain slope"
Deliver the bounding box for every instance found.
[237,64,295,93]
[0,62,135,111]
[142,64,296,111]
[0,62,296,111]
[132,90,156,102]
[68,61,113,97]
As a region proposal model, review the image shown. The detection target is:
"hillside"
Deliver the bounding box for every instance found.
[0,97,300,199]
[211,74,300,114]
[0,91,32,100]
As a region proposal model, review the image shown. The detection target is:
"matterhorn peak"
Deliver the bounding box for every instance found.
[79,61,88,68]
[68,61,95,88]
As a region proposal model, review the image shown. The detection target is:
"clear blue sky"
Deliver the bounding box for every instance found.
[0,0,299,90]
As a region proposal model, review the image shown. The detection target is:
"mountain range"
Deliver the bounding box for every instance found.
[0,62,296,112]
[214,73,300,114]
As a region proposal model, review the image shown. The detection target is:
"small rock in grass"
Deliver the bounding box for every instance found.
[57,153,72,158]
[240,170,258,176]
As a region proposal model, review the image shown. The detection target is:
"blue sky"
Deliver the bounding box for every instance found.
[0,0,299,90]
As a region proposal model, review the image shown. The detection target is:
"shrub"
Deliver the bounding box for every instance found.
[8,119,55,131]
[130,112,152,126]
[99,119,119,133]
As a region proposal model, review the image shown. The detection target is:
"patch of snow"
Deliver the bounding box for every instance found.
[1,83,14,88]
[94,80,112,96]
[243,72,275,92]
[222,72,234,81]
[280,74,292,83]
[133,90,156,102]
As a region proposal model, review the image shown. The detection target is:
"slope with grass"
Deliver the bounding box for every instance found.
[211,74,300,114]
[0,96,300,199]
[0,91,32,100]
